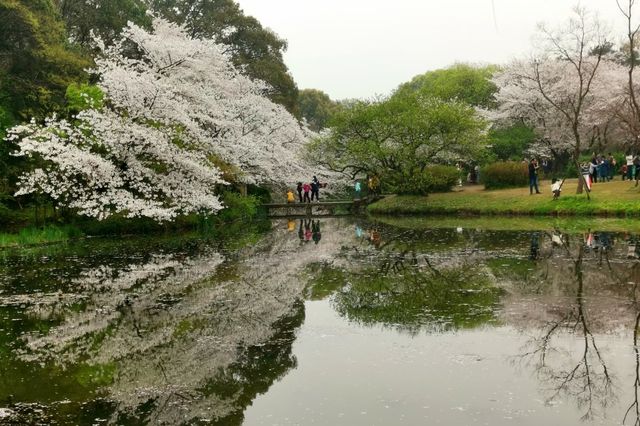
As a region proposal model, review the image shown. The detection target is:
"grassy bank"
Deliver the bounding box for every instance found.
[369,178,640,217]
[0,225,83,248]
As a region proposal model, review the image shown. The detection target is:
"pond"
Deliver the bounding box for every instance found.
[2,217,640,425]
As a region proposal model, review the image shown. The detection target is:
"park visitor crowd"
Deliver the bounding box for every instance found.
[287,176,324,203]
[287,154,640,203]
[526,152,640,198]
[579,152,640,186]
[578,152,640,189]
[286,175,381,203]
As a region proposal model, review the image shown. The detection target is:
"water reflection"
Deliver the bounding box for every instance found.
[5,219,640,424]
[515,245,613,422]
[297,219,322,245]
[306,222,640,424]
[324,250,502,334]
[0,219,364,424]
[494,229,640,424]
[626,302,640,426]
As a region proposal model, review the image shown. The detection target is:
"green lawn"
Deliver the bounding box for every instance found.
[369,178,640,216]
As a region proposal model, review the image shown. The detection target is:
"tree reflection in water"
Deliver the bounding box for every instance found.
[305,224,640,425]
[341,224,640,423]
[509,230,640,423]
[517,243,613,421]
[0,219,358,425]
[314,240,503,334]
[9,220,640,424]
[626,302,640,426]
[622,256,640,425]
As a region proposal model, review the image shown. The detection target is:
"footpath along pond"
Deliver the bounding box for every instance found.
[3,217,640,425]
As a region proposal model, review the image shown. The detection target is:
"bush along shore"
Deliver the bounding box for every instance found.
[0,192,265,249]
[368,179,640,217]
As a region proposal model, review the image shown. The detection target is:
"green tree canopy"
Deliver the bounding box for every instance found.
[0,0,89,205]
[309,91,487,194]
[488,123,536,161]
[55,0,151,46]
[0,0,88,121]
[395,63,499,109]
[65,83,104,114]
[297,88,339,131]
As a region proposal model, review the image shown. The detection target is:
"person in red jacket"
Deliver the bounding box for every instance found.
[303,182,311,203]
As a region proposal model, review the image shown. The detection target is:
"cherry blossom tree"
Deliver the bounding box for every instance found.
[6,18,330,221]
[95,17,314,186]
[6,110,225,221]
[492,7,621,194]
[616,0,640,150]
[493,59,626,159]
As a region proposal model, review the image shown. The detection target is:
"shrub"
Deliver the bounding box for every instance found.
[0,202,10,224]
[216,192,260,222]
[482,161,528,189]
[395,165,458,195]
[66,84,104,114]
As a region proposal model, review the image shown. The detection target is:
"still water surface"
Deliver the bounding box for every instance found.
[2,217,640,425]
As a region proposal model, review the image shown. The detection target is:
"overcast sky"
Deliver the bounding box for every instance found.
[233,0,630,100]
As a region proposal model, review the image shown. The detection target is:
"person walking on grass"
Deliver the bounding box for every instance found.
[608,153,616,181]
[303,182,311,203]
[598,156,607,183]
[529,158,540,195]
[627,152,634,180]
[589,155,598,184]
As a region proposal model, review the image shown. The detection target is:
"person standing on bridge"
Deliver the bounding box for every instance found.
[312,176,321,200]
[354,180,362,199]
[303,182,311,203]
[368,175,380,196]
[311,180,320,201]
[296,182,303,203]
